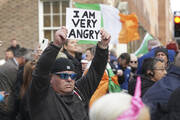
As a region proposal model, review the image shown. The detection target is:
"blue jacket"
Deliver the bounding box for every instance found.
[137,47,176,74]
[142,64,180,120]
[118,65,131,90]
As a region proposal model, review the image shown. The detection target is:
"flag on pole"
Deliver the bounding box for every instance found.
[74,3,122,45]
[134,33,153,56]
[118,13,140,43]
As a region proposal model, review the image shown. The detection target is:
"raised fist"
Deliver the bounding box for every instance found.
[53,26,68,47]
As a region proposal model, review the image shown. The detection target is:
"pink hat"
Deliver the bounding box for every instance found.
[117,76,144,120]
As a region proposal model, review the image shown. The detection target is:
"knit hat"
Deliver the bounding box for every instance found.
[51,58,75,73]
[166,42,178,52]
[155,47,168,58]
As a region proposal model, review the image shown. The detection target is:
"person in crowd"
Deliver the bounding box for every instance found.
[62,39,83,79]
[117,53,131,91]
[129,54,138,74]
[142,52,180,120]
[5,48,14,61]
[0,47,28,119]
[13,49,36,120]
[166,41,178,54]
[137,39,176,74]
[85,47,96,62]
[83,46,96,74]
[137,39,161,74]
[154,47,169,69]
[14,49,35,95]
[160,87,180,120]
[109,49,118,66]
[24,26,110,120]
[81,59,89,74]
[89,77,150,120]
[108,50,118,74]
[15,60,37,120]
[128,58,167,97]
[8,39,20,55]
[33,44,43,61]
[0,48,14,66]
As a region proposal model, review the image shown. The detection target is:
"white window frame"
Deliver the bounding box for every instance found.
[38,0,72,43]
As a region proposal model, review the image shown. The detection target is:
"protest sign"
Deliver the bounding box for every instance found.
[66,8,101,41]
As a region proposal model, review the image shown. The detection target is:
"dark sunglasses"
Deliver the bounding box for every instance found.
[55,73,77,80]
[130,61,137,64]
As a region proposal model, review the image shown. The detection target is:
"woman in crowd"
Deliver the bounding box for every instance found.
[16,60,36,120]
[62,39,83,79]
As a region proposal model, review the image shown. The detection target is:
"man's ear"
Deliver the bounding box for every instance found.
[147,70,154,77]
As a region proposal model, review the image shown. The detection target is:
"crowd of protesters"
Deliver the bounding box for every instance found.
[0,26,180,120]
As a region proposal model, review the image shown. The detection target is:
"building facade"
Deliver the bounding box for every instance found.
[0,0,112,59]
[0,0,38,59]
[120,0,173,45]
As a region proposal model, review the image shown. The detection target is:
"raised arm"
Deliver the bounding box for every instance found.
[75,29,111,101]
[30,27,68,102]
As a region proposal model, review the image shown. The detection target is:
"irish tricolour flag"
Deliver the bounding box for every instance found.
[74,3,122,45]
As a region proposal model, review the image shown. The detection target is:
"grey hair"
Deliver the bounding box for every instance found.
[24,49,34,61]
[14,47,28,57]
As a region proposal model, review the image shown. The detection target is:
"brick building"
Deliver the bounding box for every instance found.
[0,0,38,59]
[0,0,114,59]
[120,0,173,45]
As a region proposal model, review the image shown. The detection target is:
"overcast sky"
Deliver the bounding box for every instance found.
[171,0,180,12]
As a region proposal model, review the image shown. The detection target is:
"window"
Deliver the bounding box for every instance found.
[39,0,70,42]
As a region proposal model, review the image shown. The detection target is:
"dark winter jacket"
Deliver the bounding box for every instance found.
[128,74,155,97]
[26,43,108,120]
[160,87,180,120]
[142,64,180,120]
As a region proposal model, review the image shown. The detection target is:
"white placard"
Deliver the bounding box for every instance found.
[66,8,101,41]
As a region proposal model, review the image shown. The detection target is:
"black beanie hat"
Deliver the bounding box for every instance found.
[155,47,168,58]
[51,58,75,73]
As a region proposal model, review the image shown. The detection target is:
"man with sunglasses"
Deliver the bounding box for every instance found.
[27,26,110,120]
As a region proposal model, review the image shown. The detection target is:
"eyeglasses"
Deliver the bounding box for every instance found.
[130,61,137,64]
[153,68,166,71]
[55,73,77,80]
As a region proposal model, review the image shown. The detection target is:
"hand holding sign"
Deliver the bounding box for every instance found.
[66,8,101,41]
[53,26,68,47]
[98,29,111,49]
